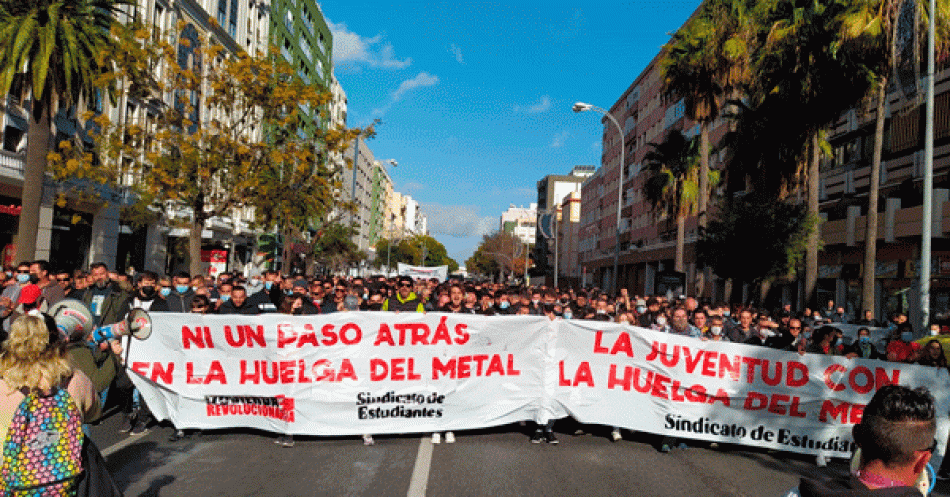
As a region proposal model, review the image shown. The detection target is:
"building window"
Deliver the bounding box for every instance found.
[217,0,227,27]
[229,0,238,37]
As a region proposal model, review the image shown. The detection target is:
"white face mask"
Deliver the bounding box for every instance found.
[710,326,722,336]
[656,316,667,326]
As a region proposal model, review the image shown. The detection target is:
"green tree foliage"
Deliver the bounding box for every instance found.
[310,222,363,274]
[643,130,719,272]
[697,195,813,287]
[376,234,458,273]
[0,0,130,261]
[46,21,370,276]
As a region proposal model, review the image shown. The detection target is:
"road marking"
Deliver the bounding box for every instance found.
[407,437,434,497]
[101,434,145,457]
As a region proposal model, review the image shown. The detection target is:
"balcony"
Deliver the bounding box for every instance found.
[0,150,25,180]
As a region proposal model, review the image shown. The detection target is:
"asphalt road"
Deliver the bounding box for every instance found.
[89,414,950,497]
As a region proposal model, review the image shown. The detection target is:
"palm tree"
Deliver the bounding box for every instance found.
[643,129,709,274]
[0,0,128,261]
[839,0,949,316]
[747,0,875,307]
[661,0,756,227]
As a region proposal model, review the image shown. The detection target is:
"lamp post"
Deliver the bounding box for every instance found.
[380,159,398,277]
[573,102,624,295]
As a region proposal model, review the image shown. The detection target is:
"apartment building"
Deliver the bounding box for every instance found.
[0,0,272,275]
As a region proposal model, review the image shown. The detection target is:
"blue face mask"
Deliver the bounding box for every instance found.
[901,331,914,342]
[16,273,30,284]
[723,311,731,317]
[636,306,646,314]
[220,295,230,302]
[859,336,871,344]
[563,311,573,319]
[500,301,510,309]
[264,281,273,290]
[175,285,189,294]
[159,287,172,297]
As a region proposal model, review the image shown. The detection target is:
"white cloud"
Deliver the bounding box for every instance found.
[550,130,570,148]
[449,44,464,64]
[421,203,495,238]
[373,72,440,116]
[392,72,439,101]
[514,95,552,114]
[328,21,411,70]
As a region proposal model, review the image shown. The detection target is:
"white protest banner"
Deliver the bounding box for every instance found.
[127,313,550,436]
[397,263,448,282]
[127,313,950,457]
[554,320,950,458]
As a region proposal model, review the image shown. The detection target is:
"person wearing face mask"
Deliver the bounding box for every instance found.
[156,276,173,299]
[248,270,282,313]
[886,323,921,364]
[0,263,31,331]
[703,315,730,342]
[493,291,512,315]
[651,310,671,333]
[525,290,544,316]
[844,327,882,360]
[131,271,168,312]
[914,322,950,365]
[212,282,233,311]
[155,271,195,313]
[29,260,65,310]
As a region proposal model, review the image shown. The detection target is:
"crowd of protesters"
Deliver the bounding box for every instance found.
[2,262,949,461]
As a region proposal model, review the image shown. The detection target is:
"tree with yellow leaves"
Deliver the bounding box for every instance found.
[48,20,369,276]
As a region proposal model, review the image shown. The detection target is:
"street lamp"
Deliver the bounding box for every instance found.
[380,158,399,276]
[573,101,624,295]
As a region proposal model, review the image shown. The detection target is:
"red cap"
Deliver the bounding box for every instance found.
[17,284,41,305]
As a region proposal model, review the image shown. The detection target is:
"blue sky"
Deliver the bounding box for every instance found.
[320,1,700,264]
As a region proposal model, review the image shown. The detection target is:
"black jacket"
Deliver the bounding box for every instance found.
[248,286,282,313]
[161,289,195,313]
[797,474,921,497]
[218,299,261,315]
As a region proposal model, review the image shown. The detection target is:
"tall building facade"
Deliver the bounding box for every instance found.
[0,0,271,275]
[578,16,950,328]
[535,166,594,282]
[270,0,332,130]
[500,203,537,246]
[344,137,377,252]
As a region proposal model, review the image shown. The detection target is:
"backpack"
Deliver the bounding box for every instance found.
[0,387,84,496]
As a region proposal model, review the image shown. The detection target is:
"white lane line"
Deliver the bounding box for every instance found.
[101,434,145,457]
[407,437,434,497]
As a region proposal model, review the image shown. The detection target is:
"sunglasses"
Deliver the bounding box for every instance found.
[399,282,412,288]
